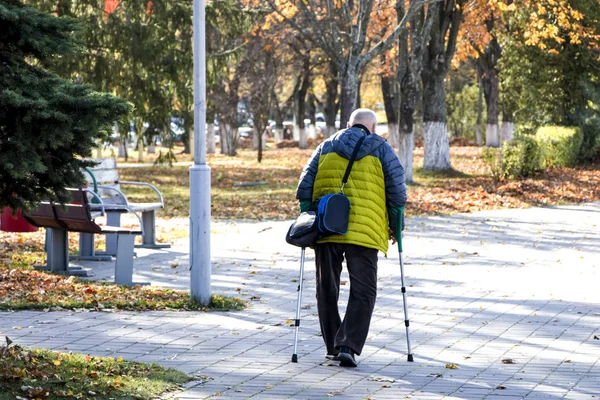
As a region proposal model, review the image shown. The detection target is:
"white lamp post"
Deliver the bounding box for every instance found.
[190,0,211,304]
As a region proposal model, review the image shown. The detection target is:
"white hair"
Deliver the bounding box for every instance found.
[348,108,377,128]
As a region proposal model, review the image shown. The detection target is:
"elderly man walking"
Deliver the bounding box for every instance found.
[296,108,407,367]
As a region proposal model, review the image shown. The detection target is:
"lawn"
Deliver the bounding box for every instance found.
[117,144,600,220]
[0,344,191,400]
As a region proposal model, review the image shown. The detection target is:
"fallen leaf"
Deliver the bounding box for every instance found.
[501,359,515,364]
[445,363,458,369]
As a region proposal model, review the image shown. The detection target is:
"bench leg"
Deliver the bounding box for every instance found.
[114,234,135,285]
[71,233,112,261]
[47,228,69,274]
[136,210,170,249]
[104,212,121,256]
[42,229,90,277]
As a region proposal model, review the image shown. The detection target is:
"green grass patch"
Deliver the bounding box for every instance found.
[0,344,191,399]
[413,167,475,181]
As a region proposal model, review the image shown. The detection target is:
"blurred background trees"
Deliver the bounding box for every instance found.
[13,0,600,168]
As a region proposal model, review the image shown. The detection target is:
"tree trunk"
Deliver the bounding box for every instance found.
[501,114,514,143]
[219,122,237,156]
[399,76,419,182]
[137,137,144,162]
[422,73,451,170]
[398,128,415,183]
[397,0,426,183]
[477,18,502,148]
[324,62,339,138]
[298,126,307,149]
[253,128,266,151]
[339,60,360,128]
[273,105,284,142]
[381,73,399,147]
[207,122,216,154]
[308,94,317,139]
[476,76,483,146]
[420,0,463,171]
[118,141,127,158]
[296,57,311,149]
[481,63,499,147]
[423,122,450,170]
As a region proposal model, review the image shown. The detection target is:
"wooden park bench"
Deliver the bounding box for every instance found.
[25,188,143,285]
[79,158,169,258]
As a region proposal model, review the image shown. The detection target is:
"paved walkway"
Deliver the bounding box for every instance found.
[2,203,599,399]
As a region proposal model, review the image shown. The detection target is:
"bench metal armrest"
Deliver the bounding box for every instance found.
[84,188,144,236]
[96,185,130,206]
[118,181,164,207]
[84,190,105,217]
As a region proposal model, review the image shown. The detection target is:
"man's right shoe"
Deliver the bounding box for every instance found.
[338,346,357,367]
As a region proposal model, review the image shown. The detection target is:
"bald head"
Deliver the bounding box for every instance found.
[348,108,377,133]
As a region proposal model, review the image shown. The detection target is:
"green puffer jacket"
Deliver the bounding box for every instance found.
[296,125,407,255]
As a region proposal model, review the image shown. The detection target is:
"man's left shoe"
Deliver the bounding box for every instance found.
[338,346,357,367]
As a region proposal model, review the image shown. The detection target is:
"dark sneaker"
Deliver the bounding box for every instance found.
[338,346,357,367]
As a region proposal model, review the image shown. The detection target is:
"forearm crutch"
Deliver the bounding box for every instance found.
[291,247,306,363]
[397,206,414,362]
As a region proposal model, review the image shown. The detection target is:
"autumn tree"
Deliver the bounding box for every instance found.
[458,0,600,151]
[420,0,465,171]
[268,0,426,127]
[240,39,274,162]
[397,0,436,181]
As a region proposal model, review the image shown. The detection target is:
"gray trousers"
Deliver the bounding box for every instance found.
[315,243,378,356]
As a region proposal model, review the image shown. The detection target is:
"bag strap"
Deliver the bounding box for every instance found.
[340,134,366,194]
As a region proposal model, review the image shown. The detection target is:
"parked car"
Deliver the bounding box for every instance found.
[239,126,252,138]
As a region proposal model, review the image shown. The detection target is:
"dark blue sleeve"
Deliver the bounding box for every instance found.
[295,144,322,200]
[380,143,407,208]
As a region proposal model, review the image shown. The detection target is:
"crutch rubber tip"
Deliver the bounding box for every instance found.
[407,354,414,362]
[292,354,298,363]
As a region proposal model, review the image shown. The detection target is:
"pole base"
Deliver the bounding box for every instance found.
[291,354,298,363]
[407,354,414,362]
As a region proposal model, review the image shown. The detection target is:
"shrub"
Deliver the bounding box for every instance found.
[578,118,600,162]
[536,126,583,167]
[500,134,545,180]
[482,147,502,183]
